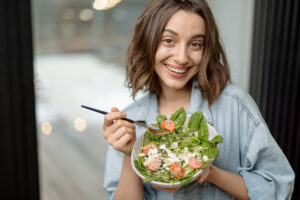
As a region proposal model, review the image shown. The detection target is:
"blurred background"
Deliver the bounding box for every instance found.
[31,0,254,199]
[32,0,149,199]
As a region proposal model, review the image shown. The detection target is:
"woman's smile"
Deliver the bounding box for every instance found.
[164,64,192,78]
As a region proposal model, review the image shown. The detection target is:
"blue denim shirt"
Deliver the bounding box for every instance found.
[103,83,295,200]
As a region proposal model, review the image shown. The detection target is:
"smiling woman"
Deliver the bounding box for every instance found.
[102,0,295,200]
[1,0,297,199]
[125,0,230,106]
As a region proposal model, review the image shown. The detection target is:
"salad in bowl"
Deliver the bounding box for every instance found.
[131,107,223,188]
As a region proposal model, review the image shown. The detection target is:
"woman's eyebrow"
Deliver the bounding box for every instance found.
[164,29,205,39]
[191,34,205,39]
[164,29,178,35]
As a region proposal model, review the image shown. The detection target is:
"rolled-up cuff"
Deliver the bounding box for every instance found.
[238,169,275,200]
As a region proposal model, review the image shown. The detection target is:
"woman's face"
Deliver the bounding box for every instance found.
[155,10,205,92]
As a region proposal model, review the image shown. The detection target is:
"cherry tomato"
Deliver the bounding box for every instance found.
[142,143,156,154]
[160,120,176,132]
[188,157,203,169]
[169,162,185,178]
[146,156,162,172]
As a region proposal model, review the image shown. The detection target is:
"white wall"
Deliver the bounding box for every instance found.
[207,0,254,91]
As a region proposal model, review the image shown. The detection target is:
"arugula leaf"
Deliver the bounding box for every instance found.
[170,107,186,128]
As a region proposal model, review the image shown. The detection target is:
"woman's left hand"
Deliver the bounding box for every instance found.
[152,165,213,193]
[197,164,212,184]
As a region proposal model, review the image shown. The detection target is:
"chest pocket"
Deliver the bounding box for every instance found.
[173,181,215,200]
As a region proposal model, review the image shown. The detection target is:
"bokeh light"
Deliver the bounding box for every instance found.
[93,0,122,10]
[41,122,52,135]
[74,117,87,132]
[79,8,94,22]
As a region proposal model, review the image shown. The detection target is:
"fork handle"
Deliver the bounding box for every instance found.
[133,121,148,129]
[81,105,144,126]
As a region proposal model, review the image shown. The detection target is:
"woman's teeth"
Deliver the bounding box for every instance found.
[165,65,187,74]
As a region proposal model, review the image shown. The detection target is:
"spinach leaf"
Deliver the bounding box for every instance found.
[210,135,223,145]
[187,111,202,131]
[170,107,186,128]
[206,146,219,160]
[198,116,208,140]
[156,115,167,129]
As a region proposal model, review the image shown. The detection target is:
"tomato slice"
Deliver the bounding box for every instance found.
[145,156,162,172]
[188,157,203,169]
[142,143,156,154]
[169,162,185,179]
[160,120,176,132]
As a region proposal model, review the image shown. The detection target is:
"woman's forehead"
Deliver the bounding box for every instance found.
[163,10,205,36]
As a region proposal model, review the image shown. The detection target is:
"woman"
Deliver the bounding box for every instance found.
[103,0,295,199]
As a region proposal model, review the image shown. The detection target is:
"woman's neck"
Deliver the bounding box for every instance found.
[158,85,192,116]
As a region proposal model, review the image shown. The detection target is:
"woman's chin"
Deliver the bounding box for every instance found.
[162,79,191,91]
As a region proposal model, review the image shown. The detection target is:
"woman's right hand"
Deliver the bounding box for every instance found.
[103,107,136,156]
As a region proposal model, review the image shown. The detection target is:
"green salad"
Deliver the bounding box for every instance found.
[133,107,223,186]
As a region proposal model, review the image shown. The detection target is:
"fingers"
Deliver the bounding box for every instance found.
[197,175,203,184]
[111,119,136,133]
[106,125,135,145]
[102,107,137,155]
[111,107,119,112]
[103,108,126,129]
[113,133,135,151]
[197,166,211,184]
[104,119,136,139]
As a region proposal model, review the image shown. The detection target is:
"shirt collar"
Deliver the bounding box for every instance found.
[187,80,214,125]
[144,79,214,126]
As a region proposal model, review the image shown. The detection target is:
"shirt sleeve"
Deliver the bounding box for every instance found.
[103,146,124,200]
[236,122,295,200]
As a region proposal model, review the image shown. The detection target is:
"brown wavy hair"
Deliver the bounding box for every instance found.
[125,0,231,105]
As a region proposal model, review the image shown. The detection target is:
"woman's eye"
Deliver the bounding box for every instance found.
[163,39,173,44]
[161,38,175,47]
[191,41,203,49]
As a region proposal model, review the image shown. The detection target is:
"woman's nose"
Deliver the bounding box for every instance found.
[174,43,189,65]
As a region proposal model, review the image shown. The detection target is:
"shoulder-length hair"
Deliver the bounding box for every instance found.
[125,0,231,105]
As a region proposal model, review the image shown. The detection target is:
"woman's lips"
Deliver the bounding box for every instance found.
[164,64,191,78]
